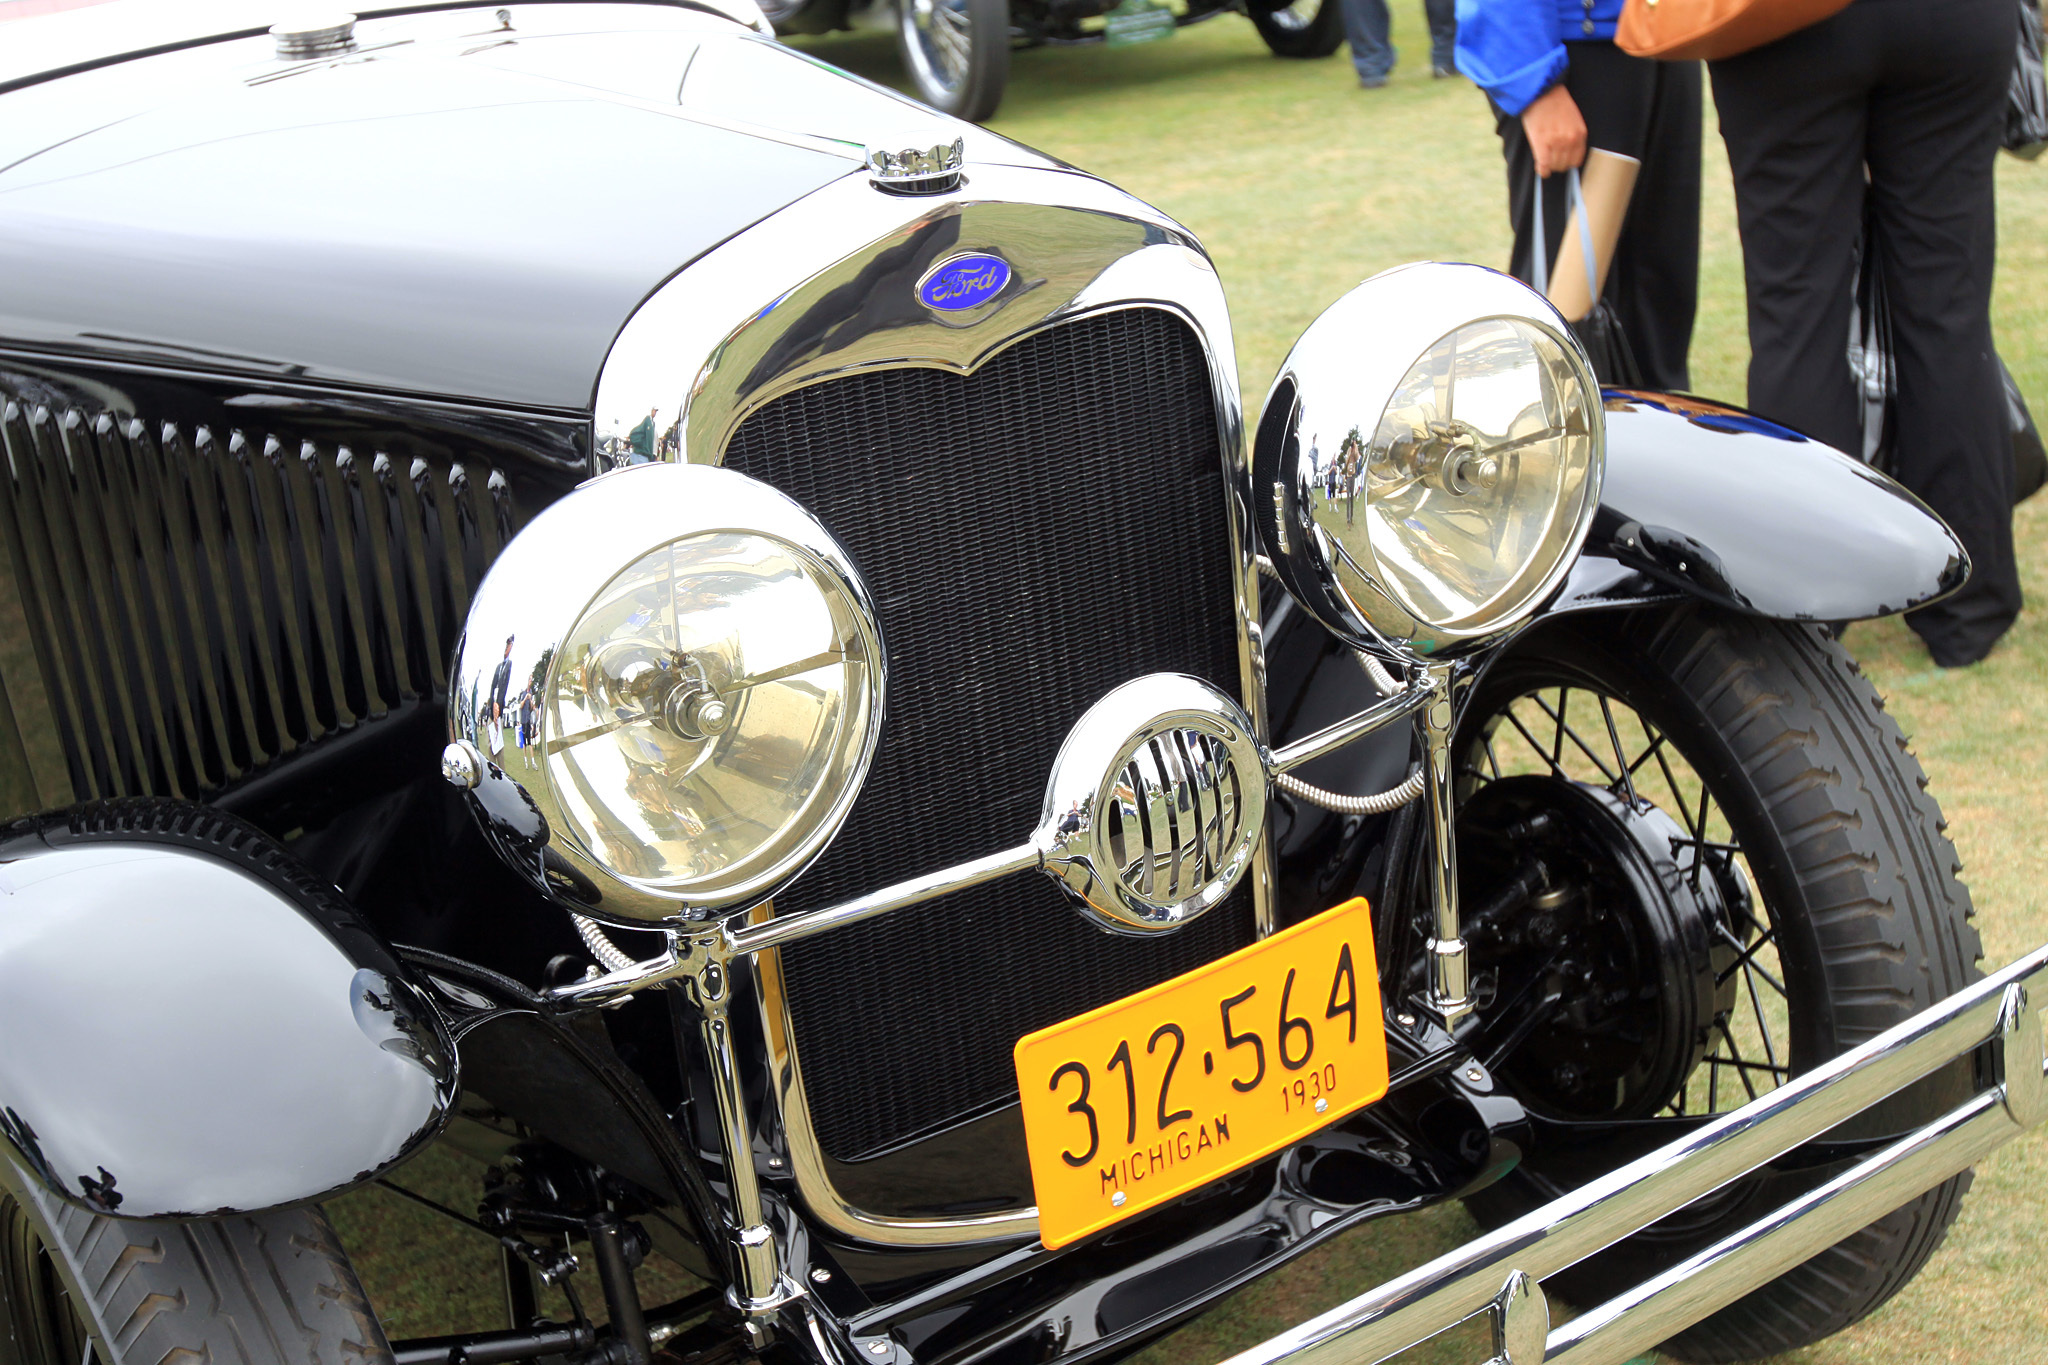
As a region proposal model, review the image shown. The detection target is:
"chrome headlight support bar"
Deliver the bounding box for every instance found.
[1418,660,1472,1028]
[544,663,1441,1010]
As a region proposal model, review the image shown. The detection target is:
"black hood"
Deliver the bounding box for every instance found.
[0,5,873,411]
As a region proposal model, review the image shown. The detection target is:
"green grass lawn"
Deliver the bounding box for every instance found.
[788,11,2048,1364]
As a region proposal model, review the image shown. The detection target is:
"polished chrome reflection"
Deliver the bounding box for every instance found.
[1335,317,1595,628]
[552,674,1281,1002]
[549,534,871,892]
[446,463,883,925]
[1257,263,1604,656]
[555,668,1422,1011]
[1038,674,1266,934]
[868,135,965,194]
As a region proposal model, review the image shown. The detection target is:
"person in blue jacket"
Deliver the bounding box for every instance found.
[1453,0,1700,389]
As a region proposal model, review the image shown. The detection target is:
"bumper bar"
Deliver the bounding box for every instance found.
[1221,942,2048,1365]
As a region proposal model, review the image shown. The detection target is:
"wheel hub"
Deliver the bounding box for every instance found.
[1458,775,1742,1121]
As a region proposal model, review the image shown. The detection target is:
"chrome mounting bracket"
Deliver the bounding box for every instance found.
[1418,660,1473,1029]
[1486,1270,1549,1365]
[670,926,802,1340]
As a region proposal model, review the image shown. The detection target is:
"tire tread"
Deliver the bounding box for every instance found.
[1459,608,1982,1364]
[9,1178,390,1365]
[1643,613,1979,1363]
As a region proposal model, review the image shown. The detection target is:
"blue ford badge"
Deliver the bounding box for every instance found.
[917,253,1010,311]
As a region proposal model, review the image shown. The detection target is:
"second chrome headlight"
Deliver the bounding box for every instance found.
[1255,263,1604,654]
[447,463,882,925]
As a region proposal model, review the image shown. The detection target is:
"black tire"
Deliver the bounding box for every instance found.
[1,1172,391,1365]
[895,0,1010,122]
[1248,0,1345,60]
[1453,607,1981,1364]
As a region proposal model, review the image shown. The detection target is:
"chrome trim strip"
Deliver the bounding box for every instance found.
[1265,669,1434,773]
[1214,944,2048,1365]
[543,676,1426,1008]
[728,843,1038,958]
[756,933,1044,1246]
[594,163,1269,1246]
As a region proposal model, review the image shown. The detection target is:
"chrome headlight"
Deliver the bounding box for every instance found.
[446,464,883,925]
[1255,263,1604,654]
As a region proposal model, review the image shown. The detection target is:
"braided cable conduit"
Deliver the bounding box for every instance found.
[572,913,637,973]
[1257,557,1426,815]
[1275,650,1426,814]
[566,575,1425,969]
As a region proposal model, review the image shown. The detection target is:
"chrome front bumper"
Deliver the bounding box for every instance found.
[1221,942,2048,1365]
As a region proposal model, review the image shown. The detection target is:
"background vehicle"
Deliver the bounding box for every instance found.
[768,0,1342,123]
[0,8,2042,1365]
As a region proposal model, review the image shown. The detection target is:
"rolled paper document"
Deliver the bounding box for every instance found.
[1548,147,1641,322]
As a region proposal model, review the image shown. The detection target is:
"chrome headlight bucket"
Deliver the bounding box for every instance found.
[1255,263,1605,655]
[447,463,883,925]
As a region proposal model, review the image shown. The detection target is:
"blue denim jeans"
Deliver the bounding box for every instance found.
[1342,0,1456,80]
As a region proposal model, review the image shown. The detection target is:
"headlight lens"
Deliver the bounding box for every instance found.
[1333,317,1597,629]
[447,463,883,924]
[1257,263,1604,653]
[548,530,878,900]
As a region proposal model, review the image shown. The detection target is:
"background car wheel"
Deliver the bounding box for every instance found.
[1246,0,1345,60]
[895,0,1011,122]
[1451,606,1982,1364]
[0,1173,390,1365]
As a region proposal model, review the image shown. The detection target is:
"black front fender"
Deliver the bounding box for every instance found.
[1548,391,1968,622]
[0,802,457,1218]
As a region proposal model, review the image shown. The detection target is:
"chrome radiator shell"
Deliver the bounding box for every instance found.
[595,164,1269,1247]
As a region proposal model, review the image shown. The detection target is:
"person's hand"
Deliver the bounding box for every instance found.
[1520,84,1587,178]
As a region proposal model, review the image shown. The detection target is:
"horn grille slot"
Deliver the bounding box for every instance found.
[1107,729,1245,907]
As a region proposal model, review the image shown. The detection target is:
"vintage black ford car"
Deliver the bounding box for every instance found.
[0,7,2043,1365]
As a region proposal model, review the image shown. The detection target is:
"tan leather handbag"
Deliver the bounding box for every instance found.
[1615,0,1855,61]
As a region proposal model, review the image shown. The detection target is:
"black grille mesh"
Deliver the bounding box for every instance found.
[0,400,508,801]
[724,307,1256,1162]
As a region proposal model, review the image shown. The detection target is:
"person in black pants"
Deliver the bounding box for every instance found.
[1456,0,1701,390]
[1712,0,2020,666]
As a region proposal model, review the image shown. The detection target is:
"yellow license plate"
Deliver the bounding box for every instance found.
[1014,898,1388,1249]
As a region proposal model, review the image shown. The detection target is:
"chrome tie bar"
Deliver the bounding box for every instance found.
[546,666,1441,1009]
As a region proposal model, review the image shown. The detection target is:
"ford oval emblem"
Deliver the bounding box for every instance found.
[917,253,1010,311]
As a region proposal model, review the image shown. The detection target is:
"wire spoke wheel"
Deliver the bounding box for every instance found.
[1459,682,1791,1122]
[1450,607,1980,1364]
[895,0,1009,121]
[1264,0,1321,34]
[1246,0,1344,58]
